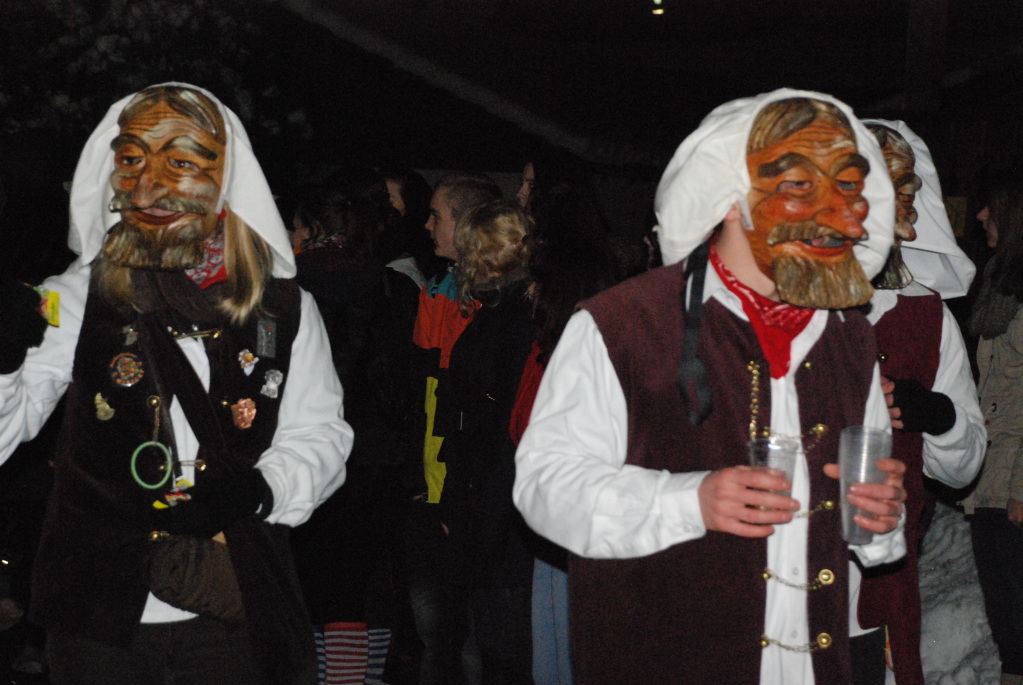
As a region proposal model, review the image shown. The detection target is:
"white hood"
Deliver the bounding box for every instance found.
[67,82,296,278]
[863,119,975,299]
[654,88,895,279]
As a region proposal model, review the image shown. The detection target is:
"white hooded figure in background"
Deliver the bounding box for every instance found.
[0,84,351,685]
[515,89,908,684]
[850,119,986,685]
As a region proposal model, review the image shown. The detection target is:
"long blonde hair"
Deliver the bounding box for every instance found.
[97,203,273,324]
[455,200,532,315]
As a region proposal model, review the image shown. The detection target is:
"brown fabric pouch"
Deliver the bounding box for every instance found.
[146,532,246,624]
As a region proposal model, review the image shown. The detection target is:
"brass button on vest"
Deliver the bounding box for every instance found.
[817,569,834,586]
[816,633,832,649]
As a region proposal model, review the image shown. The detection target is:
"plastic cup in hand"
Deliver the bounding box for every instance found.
[747,435,800,504]
[838,425,892,545]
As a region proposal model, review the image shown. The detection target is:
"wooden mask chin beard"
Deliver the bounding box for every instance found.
[101,211,215,270]
[871,243,914,291]
[772,251,875,309]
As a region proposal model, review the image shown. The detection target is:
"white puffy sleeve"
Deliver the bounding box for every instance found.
[0,266,88,466]
[513,310,710,559]
[257,289,353,526]
[922,303,986,488]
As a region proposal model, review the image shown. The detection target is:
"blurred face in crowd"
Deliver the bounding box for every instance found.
[106,99,225,268]
[386,179,406,216]
[978,206,998,248]
[745,116,873,308]
[426,186,459,261]
[516,162,536,208]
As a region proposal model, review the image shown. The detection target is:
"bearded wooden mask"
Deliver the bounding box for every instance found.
[104,86,227,270]
[865,123,922,290]
[744,98,874,309]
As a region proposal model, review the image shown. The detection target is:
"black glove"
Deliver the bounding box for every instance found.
[890,378,956,436]
[0,279,48,374]
[151,469,274,538]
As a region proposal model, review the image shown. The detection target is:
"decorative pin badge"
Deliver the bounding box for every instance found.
[109,352,144,387]
[261,369,284,399]
[231,398,257,429]
[122,325,138,346]
[238,349,259,376]
[94,393,115,421]
[256,318,277,359]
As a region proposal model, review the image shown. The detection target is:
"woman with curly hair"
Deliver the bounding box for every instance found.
[434,199,536,684]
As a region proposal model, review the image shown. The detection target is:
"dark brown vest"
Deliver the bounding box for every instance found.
[857,290,943,685]
[30,270,316,685]
[571,262,875,685]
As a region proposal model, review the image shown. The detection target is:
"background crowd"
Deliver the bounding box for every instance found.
[0,88,1020,685]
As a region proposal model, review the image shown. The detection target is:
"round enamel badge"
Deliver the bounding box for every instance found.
[109,352,145,387]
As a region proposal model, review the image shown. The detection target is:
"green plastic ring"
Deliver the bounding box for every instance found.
[131,441,173,489]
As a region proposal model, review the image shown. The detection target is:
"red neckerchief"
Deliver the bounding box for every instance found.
[184,233,227,289]
[709,246,813,378]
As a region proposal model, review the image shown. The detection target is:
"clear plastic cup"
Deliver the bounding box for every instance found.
[747,435,800,501]
[838,425,892,545]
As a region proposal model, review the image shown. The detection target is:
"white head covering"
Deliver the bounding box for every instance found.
[654,88,895,280]
[862,119,975,299]
[67,82,296,278]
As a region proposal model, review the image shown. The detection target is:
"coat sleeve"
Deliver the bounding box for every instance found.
[513,311,710,559]
[257,289,353,526]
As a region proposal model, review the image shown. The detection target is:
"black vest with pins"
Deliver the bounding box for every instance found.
[30,269,316,685]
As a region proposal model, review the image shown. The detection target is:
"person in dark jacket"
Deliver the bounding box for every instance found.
[435,199,535,684]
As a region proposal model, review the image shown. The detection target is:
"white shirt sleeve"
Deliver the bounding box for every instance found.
[513,310,709,559]
[921,303,986,488]
[0,266,87,466]
[256,289,353,526]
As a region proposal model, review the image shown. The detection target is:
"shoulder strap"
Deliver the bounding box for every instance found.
[136,311,228,454]
[677,240,713,426]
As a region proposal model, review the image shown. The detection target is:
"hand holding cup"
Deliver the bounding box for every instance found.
[827,426,905,544]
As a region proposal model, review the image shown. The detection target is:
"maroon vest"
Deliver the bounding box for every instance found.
[857,290,943,685]
[31,271,316,685]
[572,262,875,685]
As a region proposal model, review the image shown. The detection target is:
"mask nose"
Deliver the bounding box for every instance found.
[816,181,866,240]
[131,165,167,209]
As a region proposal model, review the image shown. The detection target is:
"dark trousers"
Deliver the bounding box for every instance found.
[46,616,265,685]
[468,586,532,685]
[850,626,887,685]
[406,503,472,685]
[971,507,1023,675]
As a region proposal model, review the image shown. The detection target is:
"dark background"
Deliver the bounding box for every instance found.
[1,0,1022,272]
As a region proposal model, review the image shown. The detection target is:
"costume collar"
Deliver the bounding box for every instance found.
[710,245,813,379]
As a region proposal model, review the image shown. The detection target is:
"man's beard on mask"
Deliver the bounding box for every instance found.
[871,245,914,291]
[101,217,210,270]
[764,220,874,308]
[773,252,874,309]
[103,192,215,269]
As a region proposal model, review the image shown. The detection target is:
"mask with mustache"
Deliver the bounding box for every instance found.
[764,220,874,308]
[103,192,218,270]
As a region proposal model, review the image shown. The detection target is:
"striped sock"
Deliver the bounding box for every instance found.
[313,625,327,685]
[323,621,369,685]
[365,628,392,685]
